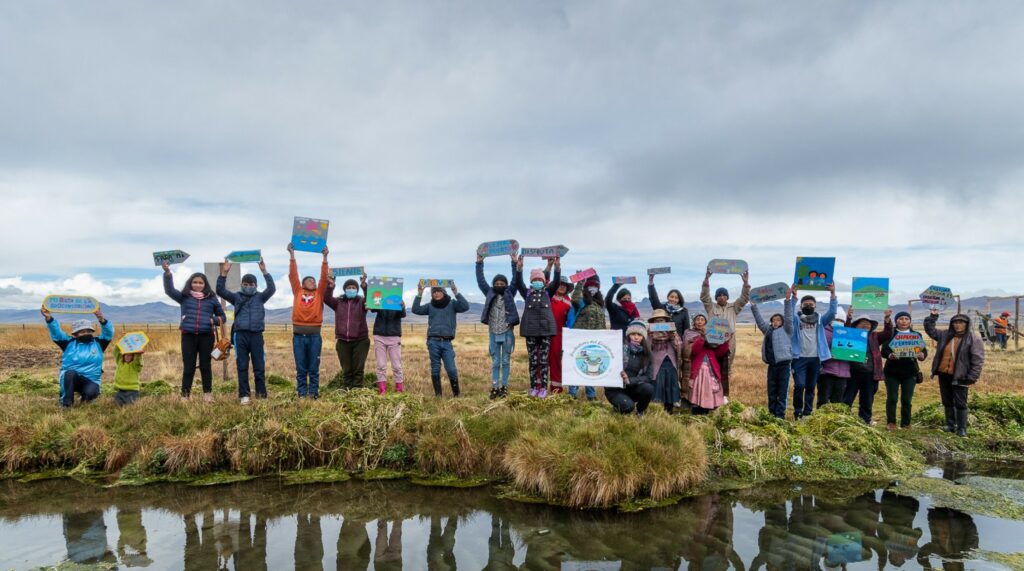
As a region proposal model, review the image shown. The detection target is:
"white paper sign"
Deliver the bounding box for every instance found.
[561,329,624,388]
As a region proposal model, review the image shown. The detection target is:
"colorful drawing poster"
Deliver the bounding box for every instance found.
[477,239,520,257]
[852,277,889,310]
[291,216,329,253]
[569,268,598,284]
[890,331,926,358]
[521,245,569,258]
[706,317,731,344]
[152,250,189,266]
[794,257,836,291]
[750,282,789,304]
[708,259,748,274]
[647,267,671,275]
[225,250,261,263]
[831,326,868,363]
[649,323,676,332]
[920,285,954,307]
[612,276,636,285]
[366,277,404,311]
[419,279,453,288]
[562,329,624,388]
[331,266,364,277]
[117,332,151,354]
[43,295,100,314]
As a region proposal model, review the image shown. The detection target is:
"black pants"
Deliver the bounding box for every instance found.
[235,331,267,398]
[60,370,100,407]
[817,373,848,408]
[181,332,214,396]
[844,370,877,424]
[938,373,969,410]
[606,382,655,415]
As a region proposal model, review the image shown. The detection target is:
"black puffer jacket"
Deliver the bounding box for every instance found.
[514,269,560,337]
[371,307,406,337]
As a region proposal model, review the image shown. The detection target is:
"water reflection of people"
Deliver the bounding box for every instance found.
[116,508,153,567]
[337,517,371,570]
[375,519,403,571]
[295,514,324,570]
[679,493,744,570]
[916,507,979,571]
[63,511,116,565]
[236,513,268,571]
[428,515,459,570]
[484,515,516,571]
[877,492,923,567]
[184,511,218,570]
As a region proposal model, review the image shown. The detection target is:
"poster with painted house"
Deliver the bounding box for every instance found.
[851,277,889,310]
[831,326,868,363]
[794,257,836,291]
[291,216,329,253]
[366,277,404,311]
[562,329,624,388]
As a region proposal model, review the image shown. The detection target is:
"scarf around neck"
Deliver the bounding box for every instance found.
[619,300,640,319]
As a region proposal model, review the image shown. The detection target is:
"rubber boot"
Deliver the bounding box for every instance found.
[449,375,461,397]
[431,374,443,397]
[942,407,955,432]
[377,381,387,395]
[395,382,404,393]
[956,407,968,437]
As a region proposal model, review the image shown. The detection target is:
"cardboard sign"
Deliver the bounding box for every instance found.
[225,250,261,263]
[43,295,100,314]
[889,331,926,359]
[419,279,453,289]
[116,332,151,354]
[153,250,189,266]
[750,282,789,304]
[612,276,636,285]
[330,266,364,278]
[831,325,868,363]
[921,285,954,307]
[291,216,329,253]
[794,256,836,291]
[706,317,731,344]
[366,277,404,311]
[649,323,676,332]
[562,329,624,388]
[570,268,598,284]
[477,239,520,258]
[647,267,671,275]
[708,259,748,275]
[521,245,569,258]
[852,277,889,310]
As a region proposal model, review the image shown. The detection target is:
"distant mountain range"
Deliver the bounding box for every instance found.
[1,296,1016,325]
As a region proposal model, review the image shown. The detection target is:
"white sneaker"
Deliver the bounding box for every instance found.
[240,397,251,406]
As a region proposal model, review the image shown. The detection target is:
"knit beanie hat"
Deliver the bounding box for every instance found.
[584,277,600,288]
[894,311,911,322]
[625,320,648,340]
[343,279,359,290]
[492,274,509,286]
[530,268,545,282]
[616,288,632,301]
[241,273,258,285]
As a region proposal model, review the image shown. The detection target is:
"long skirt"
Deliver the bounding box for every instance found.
[690,357,724,411]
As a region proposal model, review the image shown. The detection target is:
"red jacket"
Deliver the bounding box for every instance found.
[689,336,731,380]
[324,284,369,342]
[551,295,572,332]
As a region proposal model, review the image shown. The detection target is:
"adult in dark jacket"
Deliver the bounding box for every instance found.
[325,274,370,390]
[648,274,690,335]
[412,281,471,397]
[924,310,985,436]
[843,309,894,424]
[514,255,560,398]
[606,283,641,339]
[371,302,407,394]
[476,254,521,397]
[163,261,226,400]
[217,257,276,403]
[607,321,655,414]
[881,311,928,429]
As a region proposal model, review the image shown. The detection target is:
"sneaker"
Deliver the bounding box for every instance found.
[538,389,548,399]
[240,397,251,406]
[498,386,508,398]
[887,423,897,431]
[489,387,500,400]
[203,393,214,403]
[529,389,539,398]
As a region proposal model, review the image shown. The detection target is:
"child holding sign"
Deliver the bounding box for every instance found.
[113,344,144,406]
[688,329,731,414]
[514,256,561,398]
[412,281,471,397]
[881,311,928,429]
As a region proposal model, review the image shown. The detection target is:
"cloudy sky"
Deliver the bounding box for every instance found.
[2,1,1022,310]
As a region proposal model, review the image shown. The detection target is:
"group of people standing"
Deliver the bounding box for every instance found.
[43,250,986,436]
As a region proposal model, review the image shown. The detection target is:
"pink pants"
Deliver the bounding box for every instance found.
[373,336,404,385]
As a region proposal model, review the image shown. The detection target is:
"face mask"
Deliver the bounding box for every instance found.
[492,285,507,295]
[801,306,815,315]
[587,287,599,295]
[76,334,94,344]
[344,288,358,299]
[531,280,544,291]
[241,285,257,295]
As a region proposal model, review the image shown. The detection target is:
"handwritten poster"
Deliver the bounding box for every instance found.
[291,217,329,253]
[419,279,453,289]
[889,331,926,358]
[647,267,671,275]
[330,266,364,278]
[920,285,954,307]
[43,295,100,314]
[153,250,189,266]
[708,259,748,275]
[794,256,836,291]
[562,329,624,388]
[477,239,520,258]
[116,332,151,354]
[852,277,889,310]
[225,250,261,263]
[649,323,676,332]
[831,326,868,363]
[569,268,598,284]
[521,245,569,258]
[366,277,404,311]
[750,282,789,304]
[612,276,636,285]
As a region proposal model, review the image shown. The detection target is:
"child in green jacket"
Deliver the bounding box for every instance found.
[113,345,144,406]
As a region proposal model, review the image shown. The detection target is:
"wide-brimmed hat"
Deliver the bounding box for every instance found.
[649,309,672,322]
[850,316,878,330]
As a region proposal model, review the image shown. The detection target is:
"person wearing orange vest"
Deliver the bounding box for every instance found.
[993,312,1011,350]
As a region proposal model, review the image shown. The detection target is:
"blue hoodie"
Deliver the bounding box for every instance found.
[788,296,838,361]
[47,318,115,386]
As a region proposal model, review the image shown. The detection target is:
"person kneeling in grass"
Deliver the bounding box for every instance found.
[606,320,655,415]
[113,343,143,406]
[41,306,113,408]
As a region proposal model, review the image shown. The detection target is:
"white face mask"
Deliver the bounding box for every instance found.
[587,287,599,295]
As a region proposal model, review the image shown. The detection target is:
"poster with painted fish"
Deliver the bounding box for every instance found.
[225,250,262,263]
[291,216,329,253]
[43,295,100,314]
[419,279,453,289]
[570,268,598,284]
[831,325,868,363]
[852,277,889,310]
[706,317,731,344]
[708,259,748,274]
[521,245,569,258]
[794,256,836,291]
[331,266,364,278]
[152,249,189,266]
[477,239,520,258]
[366,277,404,311]
[920,285,954,307]
[612,276,636,285]
[750,282,789,304]
[647,267,671,275]
[116,332,151,354]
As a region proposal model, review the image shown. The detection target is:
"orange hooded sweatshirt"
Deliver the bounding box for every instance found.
[289,259,329,329]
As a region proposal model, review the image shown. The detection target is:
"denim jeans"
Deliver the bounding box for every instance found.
[488,330,515,386]
[293,333,322,397]
[427,338,458,379]
[791,357,821,418]
[568,385,597,400]
[766,361,791,419]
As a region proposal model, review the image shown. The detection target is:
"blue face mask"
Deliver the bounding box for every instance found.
[241,285,257,295]
[531,280,544,291]
[344,289,358,299]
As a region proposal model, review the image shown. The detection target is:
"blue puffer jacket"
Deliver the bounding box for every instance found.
[476,261,520,327]
[47,318,114,385]
[164,273,226,334]
[216,274,275,333]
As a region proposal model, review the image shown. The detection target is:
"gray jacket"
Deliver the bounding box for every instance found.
[412,292,471,338]
[751,302,795,364]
